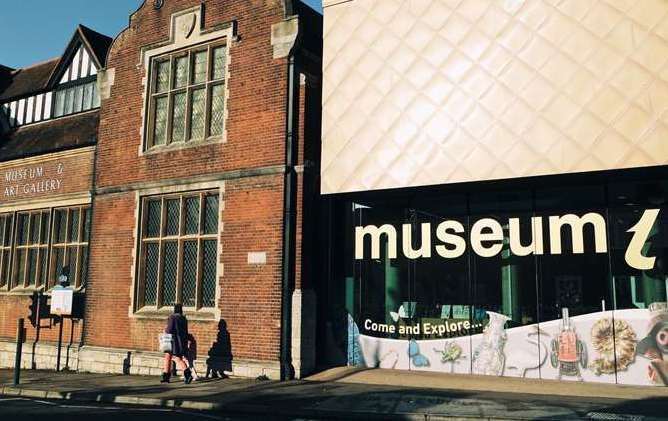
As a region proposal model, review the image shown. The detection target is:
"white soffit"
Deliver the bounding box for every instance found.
[321,0,668,194]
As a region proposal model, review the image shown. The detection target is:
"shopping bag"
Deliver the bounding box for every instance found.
[159,333,173,353]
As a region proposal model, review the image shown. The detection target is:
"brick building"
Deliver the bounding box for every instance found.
[0,26,112,369]
[82,0,322,380]
[0,0,322,381]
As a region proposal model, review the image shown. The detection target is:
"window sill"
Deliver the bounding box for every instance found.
[0,286,86,296]
[132,306,218,321]
[142,135,225,156]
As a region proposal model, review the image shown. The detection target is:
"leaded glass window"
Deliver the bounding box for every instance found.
[146,42,227,149]
[0,205,90,291]
[49,206,90,289]
[0,214,13,288]
[138,191,220,310]
[53,80,99,118]
[12,210,49,289]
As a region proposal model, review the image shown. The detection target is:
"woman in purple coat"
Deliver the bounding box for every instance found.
[161,304,193,384]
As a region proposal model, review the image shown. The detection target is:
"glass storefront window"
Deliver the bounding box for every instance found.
[321,172,668,386]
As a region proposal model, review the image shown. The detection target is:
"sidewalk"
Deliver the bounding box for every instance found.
[2,367,668,420]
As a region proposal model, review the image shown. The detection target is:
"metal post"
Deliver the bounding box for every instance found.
[14,318,24,386]
[56,316,63,372]
[31,292,42,370]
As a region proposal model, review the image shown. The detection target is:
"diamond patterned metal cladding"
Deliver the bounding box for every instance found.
[182,241,198,307]
[321,0,668,194]
[156,60,170,93]
[78,246,88,288]
[201,240,217,307]
[154,96,168,146]
[69,209,80,243]
[210,84,225,136]
[165,199,180,236]
[146,200,161,238]
[27,249,37,286]
[162,241,178,306]
[193,51,207,84]
[143,243,159,306]
[212,47,226,80]
[174,56,188,89]
[171,92,187,143]
[184,196,200,235]
[190,88,206,140]
[203,194,219,234]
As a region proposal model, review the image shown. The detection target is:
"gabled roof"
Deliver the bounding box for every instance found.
[45,24,113,87]
[79,25,113,69]
[0,25,112,103]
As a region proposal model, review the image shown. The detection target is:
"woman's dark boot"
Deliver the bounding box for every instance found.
[184,368,193,384]
[160,372,170,383]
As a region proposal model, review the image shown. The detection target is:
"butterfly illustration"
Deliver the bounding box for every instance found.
[408,339,430,367]
[390,303,415,322]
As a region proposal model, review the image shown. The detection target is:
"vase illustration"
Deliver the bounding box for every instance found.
[549,307,587,381]
[472,311,510,376]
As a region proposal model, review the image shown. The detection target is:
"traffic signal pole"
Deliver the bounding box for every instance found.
[32,292,42,370]
[56,316,63,372]
[13,318,24,386]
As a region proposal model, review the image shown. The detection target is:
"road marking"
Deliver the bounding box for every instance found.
[2,397,224,420]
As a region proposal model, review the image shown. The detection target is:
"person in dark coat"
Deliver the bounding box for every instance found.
[161,304,193,384]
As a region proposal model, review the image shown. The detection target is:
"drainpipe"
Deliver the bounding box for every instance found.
[280,32,300,382]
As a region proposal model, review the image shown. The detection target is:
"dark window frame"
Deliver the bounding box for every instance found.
[136,190,220,311]
[145,40,227,151]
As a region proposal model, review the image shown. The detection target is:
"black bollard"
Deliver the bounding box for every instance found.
[14,318,24,386]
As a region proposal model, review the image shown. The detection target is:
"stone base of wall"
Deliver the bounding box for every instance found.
[78,346,280,379]
[0,340,281,380]
[0,340,80,371]
[292,289,316,379]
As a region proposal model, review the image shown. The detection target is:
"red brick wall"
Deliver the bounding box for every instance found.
[220,175,284,360]
[86,0,290,364]
[0,295,82,345]
[95,0,288,190]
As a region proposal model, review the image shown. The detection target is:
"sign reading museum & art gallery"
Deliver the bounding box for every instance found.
[3,162,65,199]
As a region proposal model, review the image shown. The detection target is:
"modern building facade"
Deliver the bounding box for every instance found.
[0,0,322,381]
[0,25,111,369]
[318,0,668,387]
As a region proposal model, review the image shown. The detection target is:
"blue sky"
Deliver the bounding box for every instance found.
[0,0,322,69]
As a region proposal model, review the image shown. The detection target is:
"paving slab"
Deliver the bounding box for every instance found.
[1,368,667,420]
